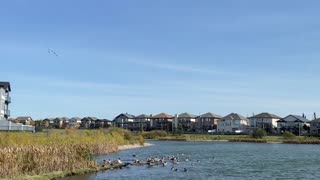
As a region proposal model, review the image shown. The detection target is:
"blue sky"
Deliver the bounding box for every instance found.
[1,0,320,120]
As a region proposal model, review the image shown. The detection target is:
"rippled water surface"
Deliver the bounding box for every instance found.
[63,141,320,180]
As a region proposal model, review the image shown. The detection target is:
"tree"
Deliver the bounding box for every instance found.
[251,128,267,139]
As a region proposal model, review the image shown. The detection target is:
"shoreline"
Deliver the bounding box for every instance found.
[20,143,152,180]
[118,142,153,151]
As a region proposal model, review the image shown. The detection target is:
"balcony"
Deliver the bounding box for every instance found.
[5,96,11,103]
[5,109,10,117]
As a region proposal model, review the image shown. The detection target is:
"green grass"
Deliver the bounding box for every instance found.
[142,131,320,143]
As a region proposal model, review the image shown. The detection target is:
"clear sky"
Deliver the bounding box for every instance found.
[1,0,320,120]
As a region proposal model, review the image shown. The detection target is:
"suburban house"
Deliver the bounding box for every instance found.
[94,119,112,128]
[113,113,135,130]
[42,118,55,128]
[15,116,33,125]
[248,113,282,133]
[53,117,69,129]
[309,118,320,135]
[277,115,309,135]
[177,112,197,132]
[134,114,152,131]
[80,117,98,129]
[217,113,249,133]
[196,112,222,133]
[68,117,81,127]
[0,82,11,121]
[150,113,173,131]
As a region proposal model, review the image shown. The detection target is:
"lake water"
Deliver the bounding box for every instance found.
[63,140,320,180]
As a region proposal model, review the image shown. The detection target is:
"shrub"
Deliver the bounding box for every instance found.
[142,130,168,139]
[138,135,145,146]
[282,132,296,139]
[251,128,267,139]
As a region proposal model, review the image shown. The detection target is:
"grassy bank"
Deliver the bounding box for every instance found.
[141,130,320,144]
[0,128,142,179]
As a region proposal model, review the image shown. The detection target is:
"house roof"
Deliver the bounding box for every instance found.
[199,112,222,119]
[114,113,135,120]
[0,82,11,91]
[178,112,197,118]
[16,116,33,121]
[222,113,247,120]
[54,117,69,121]
[277,115,309,123]
[135,114,152,119]
[249,113,282,119]
[151,113,173,119]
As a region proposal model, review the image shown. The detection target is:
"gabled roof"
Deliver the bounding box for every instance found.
[0,82,11,91]
[277,115,309,123]
[222,113,247,121]
[249,113,282,119]
[199,112,222,119]
[16,116,33,121]
[135,114,152,119]
[114,113,135,119]
[151,113,173,119]
[178,112,197,118]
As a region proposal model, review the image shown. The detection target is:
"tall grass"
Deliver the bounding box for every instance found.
[0,128,140,178]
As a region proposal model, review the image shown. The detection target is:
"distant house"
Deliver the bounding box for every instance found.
[15,116,33,125]
[248,113,282,133]
[150,113,173,131]
[80,117,98,129]
[42,118,54,128]
[217,113,249,133]
[113,113,135,130]
[196,112,222,133]
[94,118,112,129]
[309,118,320,135]
[134,114,152,131]
[277,115,309,134]
[53,117,69,129]
[68,117,81,127]
[177,112,197,132]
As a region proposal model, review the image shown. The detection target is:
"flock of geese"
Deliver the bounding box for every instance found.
[103,153,203,172]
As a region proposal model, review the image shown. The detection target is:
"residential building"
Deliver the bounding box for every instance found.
[196,112,222,133]
[113,113,135,130]
[248,113,282,133]
[309,118,320,135]
[0,82,11,121]
[80,117,98,129]
[150,113,173,131]
[0,82,34,132]
[15,116,33,125]
[134,114,152,131]
[68,117,81,127]
[277,115,309,135]
[53,117,69,129]
[42,118,54,128]
[177,112,197,132]
[217,113,249,133]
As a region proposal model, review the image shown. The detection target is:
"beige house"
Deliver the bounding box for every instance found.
[217,113,248,133]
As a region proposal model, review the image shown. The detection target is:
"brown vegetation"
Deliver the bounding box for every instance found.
[0,128,141,178]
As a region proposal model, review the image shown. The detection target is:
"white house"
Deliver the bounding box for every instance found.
[68,117,81,127]
[277,115,309,134]
[0,82,11,121]
[217,113,248,133]
[248,113,282,132]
